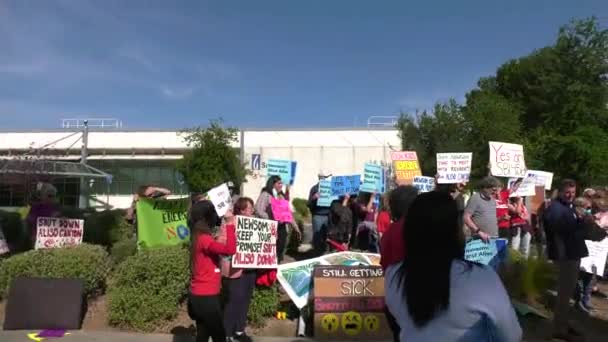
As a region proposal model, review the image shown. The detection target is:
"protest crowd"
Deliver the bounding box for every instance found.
[1,142,608,342]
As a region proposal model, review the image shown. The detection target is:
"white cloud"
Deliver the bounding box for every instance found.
[161,85,196,99]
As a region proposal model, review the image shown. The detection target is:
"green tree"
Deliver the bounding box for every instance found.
[176,120,247,193]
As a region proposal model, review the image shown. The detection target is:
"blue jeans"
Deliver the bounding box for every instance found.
[312,215,328,256]
[575,271,594,307]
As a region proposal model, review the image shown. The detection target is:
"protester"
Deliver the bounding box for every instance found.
[188,200,236,342]
[26,182,61,248]
[354,192,378,252]
[463,176,502,241]
[307,170,332,255]
[255,175,301,263]
[326,194,353,252]
[509,196,531,258]
[376,194,391,242]
[496,182,513,239]
[126,184,171,236]
[220,197,256,342]
[385,191,521,342]
[544,179,588,341]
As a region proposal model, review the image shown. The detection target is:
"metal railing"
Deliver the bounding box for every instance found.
[61,118,123,129]
[367,116,398,127]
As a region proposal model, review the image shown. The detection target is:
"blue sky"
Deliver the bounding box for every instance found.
[0,0,606,130]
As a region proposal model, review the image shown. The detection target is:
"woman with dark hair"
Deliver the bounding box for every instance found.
[255,175,301,262]
[188,200,236,342]
[385,192,521,341]
[220,197,256,342]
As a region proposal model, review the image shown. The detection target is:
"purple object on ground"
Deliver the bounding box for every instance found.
[37,329,67,338]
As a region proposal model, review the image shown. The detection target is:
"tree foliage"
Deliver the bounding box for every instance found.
[176,120,248,193]
[397,17,608,186]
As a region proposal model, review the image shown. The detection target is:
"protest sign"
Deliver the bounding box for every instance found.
[360,163,384,193]
[391,151,421,185]
[271,197,294,223]
[277,257,329,309]
[136,197,190,248]
[267,159,296,185]
[207,183,232,217]
[489,142,526,178]
[464,238,508,269]
[413,176,435,193]
[321,252,375,266]
[436,153,472,184]
[35,217,84,250]
[526,170,554,191]
[580,238,608,276]
[331,175,361,197]
[317,179,335,207]
[508,176,537,197]
[313,265,390,340]
[232,215,278,269]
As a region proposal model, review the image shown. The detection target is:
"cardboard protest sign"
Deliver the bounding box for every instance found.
[207,183,232,217]
[232,215,278,269]
[489,142,526,178]
[35,217,84,250]
[317,179,335,207]
[277,257,329,309]
[580,238,608,276]
[391,151,422,185]
[321,252,375,266]
[360,163,384,193]
[267,159,296,185]
[413,176,435,193]
[331,175,361,197]
[436,153,472,184]
[464,238,508,270]
[313,265,391,340]
[508,176,537,197]
[136,197,190,248]
[526,170,553,191]
[271,197,294,223]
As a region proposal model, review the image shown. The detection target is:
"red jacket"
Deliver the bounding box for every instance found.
[380,218,405,271]
[190,224,236,296]
[376,211,391,234]
[497,190,510,230]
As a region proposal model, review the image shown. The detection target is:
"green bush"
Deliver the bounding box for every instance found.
[108,244,190,331]
[291,198,310,219]
[0,243,111,299]
[499,251,556,304]
[83,209,133,247]
[247,285,280,327]
[110,238,138,265]
[0,210,26,251]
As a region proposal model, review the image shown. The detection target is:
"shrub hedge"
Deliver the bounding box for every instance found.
[247,285,280,327]
[0,210,26,251]
[83,209,133,248]
[0,243,111,299]
[110,237,138,265]
[499,250,556,304]
[108,244,190,331]
[291,198,310,219]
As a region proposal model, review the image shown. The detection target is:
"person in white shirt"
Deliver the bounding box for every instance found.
[385,191,522,342]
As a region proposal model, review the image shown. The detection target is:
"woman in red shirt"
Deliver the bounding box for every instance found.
[188,200,236,342]
[376,195,391,243]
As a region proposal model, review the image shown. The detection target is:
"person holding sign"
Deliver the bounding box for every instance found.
[464,177,502,242]
[384,192,521,342]
[188,201,236,342]
[307,170,332,256]
[26,183,61,249]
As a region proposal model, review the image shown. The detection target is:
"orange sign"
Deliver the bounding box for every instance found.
[391,151,422,185]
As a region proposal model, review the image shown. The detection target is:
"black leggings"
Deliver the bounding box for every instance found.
[277,224,288,263]
[188,294,225,342]
[385,306,400,342]
[223,271,257,336]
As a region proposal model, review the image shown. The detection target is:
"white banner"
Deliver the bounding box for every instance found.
[508,176,537,197]
[35,217,84,250]
[581,238,608,276]
[413,176,435,193]
[232,216,278,269]
[526,170,554,191]
[207,183,233,217]
[489,142,526,178]
[436,152,472,184]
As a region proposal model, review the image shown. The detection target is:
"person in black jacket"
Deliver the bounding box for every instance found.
[544,179,588,341]
[307,170,332,255]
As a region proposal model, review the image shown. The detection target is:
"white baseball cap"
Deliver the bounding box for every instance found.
[318,169,332,178]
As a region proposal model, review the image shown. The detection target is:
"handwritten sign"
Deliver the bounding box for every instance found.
[581,238,608,276]
[360,163,384,193]
[232,216,278,269]
[391,151,422,185]
[35,217,84,250]
[313,265,390,340]
[331,175,361,196]
[526,170,553,191]
[267,159,296,185]
[489,142,526,178]
[436,153,472,184]
[207,183,232,217]
[271,197,294,223]
[508,176,537,197]
[318,179,335,207]
[413,176,435,193]
[464,238,508,269]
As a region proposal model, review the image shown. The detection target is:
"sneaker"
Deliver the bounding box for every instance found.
[234,332,252,342]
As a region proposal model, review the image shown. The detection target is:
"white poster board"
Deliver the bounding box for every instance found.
[207,183,233,217]
[526,170,554,191]
[508,176,537,197]
[489,142,526,178]
[580,238,608,276]
[413,176,435,193]
[436,152,472,184]
[35,217,84,250]
[232,216,278,269]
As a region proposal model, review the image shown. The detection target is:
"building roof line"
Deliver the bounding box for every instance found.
[0,127,398,133]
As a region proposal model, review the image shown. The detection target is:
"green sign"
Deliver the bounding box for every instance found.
[136,197,190,248]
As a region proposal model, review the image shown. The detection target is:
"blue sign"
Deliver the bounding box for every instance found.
[330,175,361,196]
[360,163,384,193]
[290,161,298,185]
[464,238,508,270]
[251,154,261,170]
[267,159,295,184]
[317,179,335,207]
